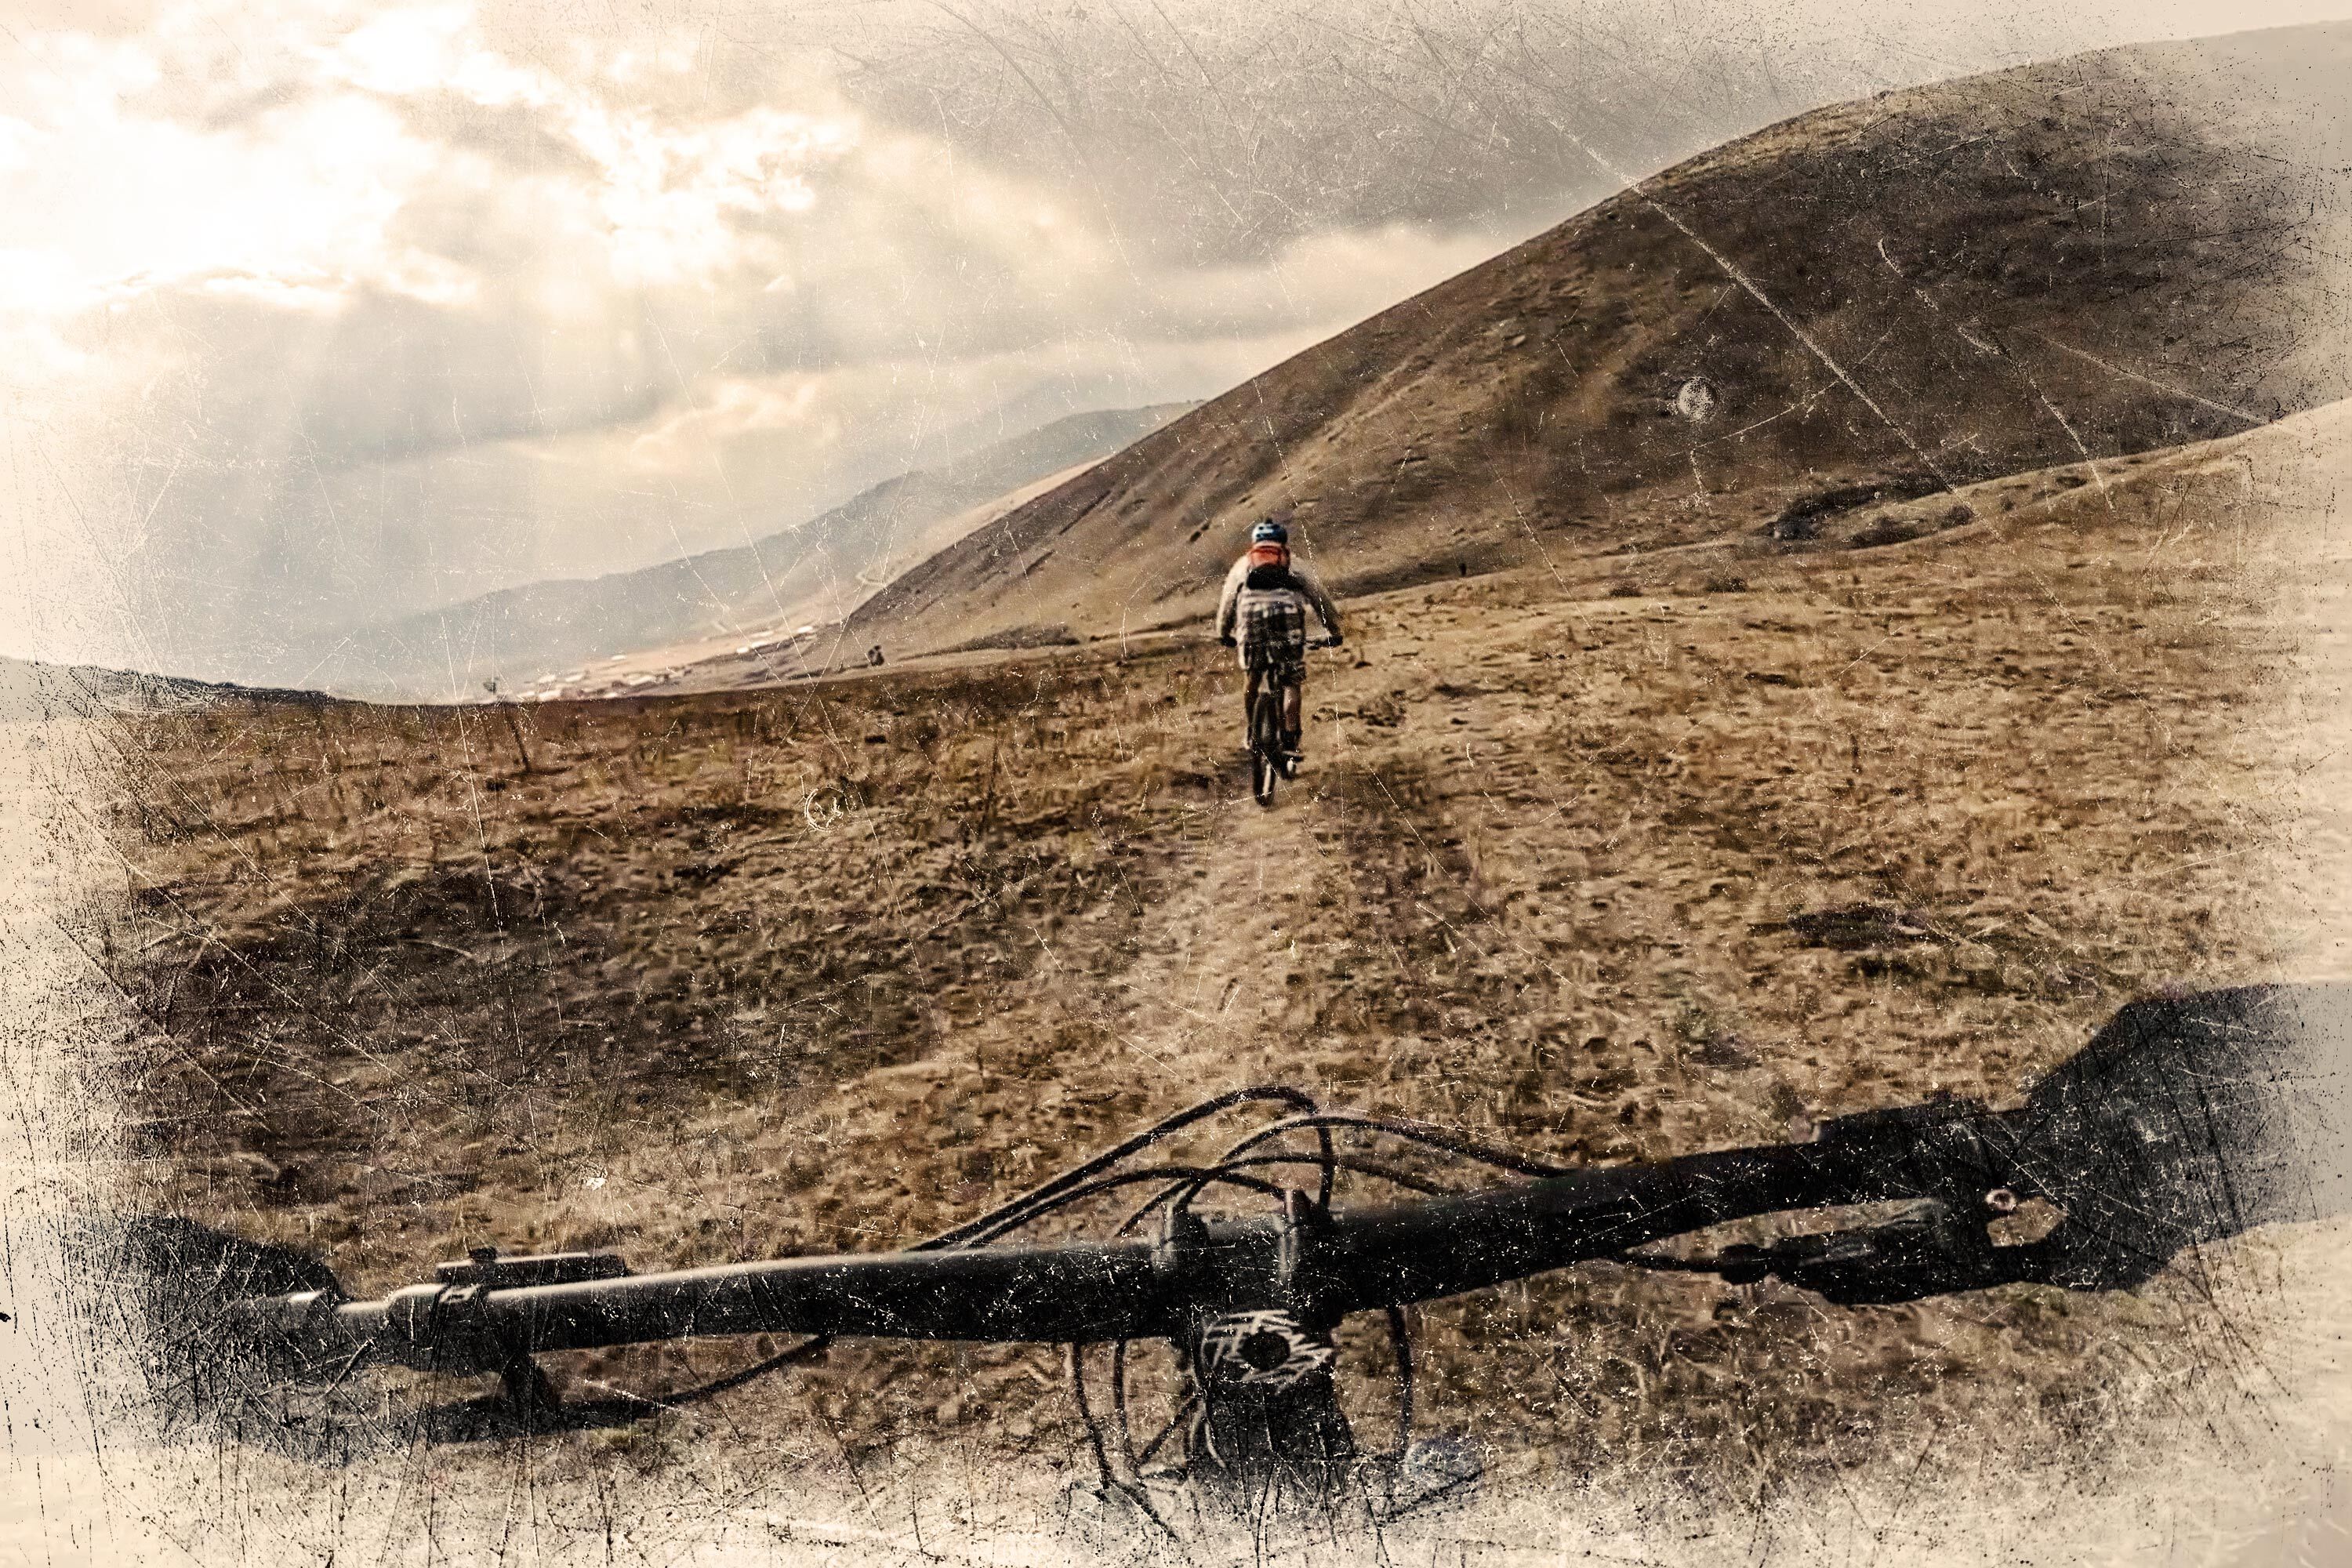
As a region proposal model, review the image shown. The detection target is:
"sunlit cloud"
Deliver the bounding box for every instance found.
[0,0,865,363]
[11,0,2322,679]
[3,0,1656,679]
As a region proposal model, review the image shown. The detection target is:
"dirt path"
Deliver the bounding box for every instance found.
[1092,779,1334,1093]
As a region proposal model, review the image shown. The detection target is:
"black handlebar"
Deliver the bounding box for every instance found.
[120,982,2352,1490]
[1215,633,1342,649]
[219,981,2352,1383]
[217,1104,1942,1377]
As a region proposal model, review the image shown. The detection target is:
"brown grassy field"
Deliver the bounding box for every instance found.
[69,406,2342,1508]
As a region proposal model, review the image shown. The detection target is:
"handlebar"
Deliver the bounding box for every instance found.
[1214,633,1343,649]
[217,982,2352,1379]
[125,982,2352,1484]
[226,1110,1944,1384]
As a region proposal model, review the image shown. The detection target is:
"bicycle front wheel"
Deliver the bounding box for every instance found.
[1249,688,1281,807]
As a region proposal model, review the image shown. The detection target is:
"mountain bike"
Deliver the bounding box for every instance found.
[96,982,2352,1531]
[1246,634,1342,807]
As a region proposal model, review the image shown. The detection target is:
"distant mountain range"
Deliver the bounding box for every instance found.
[286,403,1194,700]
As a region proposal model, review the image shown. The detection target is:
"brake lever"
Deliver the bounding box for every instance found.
[1647,1199,2017,1304]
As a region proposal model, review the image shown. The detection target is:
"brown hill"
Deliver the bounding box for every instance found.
[851,24,2352,653]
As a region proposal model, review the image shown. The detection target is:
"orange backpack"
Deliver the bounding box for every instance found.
[1244,539,1292,590]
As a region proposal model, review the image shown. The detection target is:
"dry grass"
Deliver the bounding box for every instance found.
[68,419,2328,1504]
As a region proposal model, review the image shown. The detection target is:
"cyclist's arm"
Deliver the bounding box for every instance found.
[1290,561,1342,639]
[1214,557,1248,641]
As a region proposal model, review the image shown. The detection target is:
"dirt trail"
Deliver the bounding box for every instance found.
[1099,782,1334,1091]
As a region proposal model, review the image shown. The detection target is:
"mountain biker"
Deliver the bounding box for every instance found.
[1216,518,1341,763]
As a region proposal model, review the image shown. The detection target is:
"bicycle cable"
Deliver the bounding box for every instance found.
[575,1082,1606,1503]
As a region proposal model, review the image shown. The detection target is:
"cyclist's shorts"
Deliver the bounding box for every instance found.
[1236,588,1308,682]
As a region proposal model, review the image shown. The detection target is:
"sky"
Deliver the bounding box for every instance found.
[5,0,2352,681]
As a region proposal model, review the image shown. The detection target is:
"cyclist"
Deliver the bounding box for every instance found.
[1216,517,1341,764]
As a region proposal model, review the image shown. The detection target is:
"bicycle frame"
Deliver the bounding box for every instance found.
[1246,677,1287,803]
[1241,634,1336,805]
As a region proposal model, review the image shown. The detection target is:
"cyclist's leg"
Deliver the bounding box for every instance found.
[1278,665,1306,763]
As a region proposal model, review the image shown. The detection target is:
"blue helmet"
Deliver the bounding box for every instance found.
[1252,518,1288,544]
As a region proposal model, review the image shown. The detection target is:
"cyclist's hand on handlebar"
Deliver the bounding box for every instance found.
[1321,633,1345,648]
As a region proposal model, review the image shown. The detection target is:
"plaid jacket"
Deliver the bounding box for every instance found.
[1214,554,1341,650]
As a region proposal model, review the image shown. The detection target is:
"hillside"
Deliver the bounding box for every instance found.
[0,655,328,724]
[301,403,1192,700]
[851,24,2352,654]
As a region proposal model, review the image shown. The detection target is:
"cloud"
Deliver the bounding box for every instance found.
[5,0,1561,678]
[12,0,2347,681]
